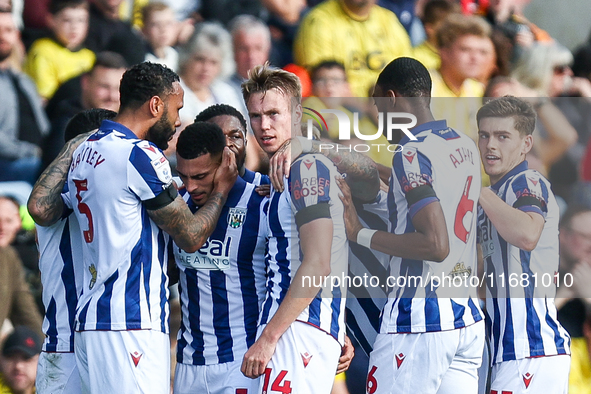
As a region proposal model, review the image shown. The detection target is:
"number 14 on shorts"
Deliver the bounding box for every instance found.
[262,368,292,393]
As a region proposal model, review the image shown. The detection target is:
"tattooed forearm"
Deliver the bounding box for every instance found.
[310,140,380,202]
[148,192,226,253]
[27,134,87,226]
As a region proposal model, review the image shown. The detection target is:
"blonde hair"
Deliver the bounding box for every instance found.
[178,22,235,79]
[511,43,573,94]
[436,14,491,49]
[241,63,302,107]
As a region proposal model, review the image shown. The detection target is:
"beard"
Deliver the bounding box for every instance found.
[146,108,175,150]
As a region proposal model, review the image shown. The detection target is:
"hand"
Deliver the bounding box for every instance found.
[241,333,277,378]
[255,183,271,198]
[336,335,354,374]
[268,138,303,192]
[213,147,238,196]
[567,77,591,98]
[515,30,534,47]
[336,175,364,242]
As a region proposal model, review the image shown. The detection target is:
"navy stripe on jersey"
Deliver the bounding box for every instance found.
[59,221,77,351]
[45,298,58,351]
[176,181,266,365]
[96,271,118,328]
[158,230,168,333]
[129,144,168,197]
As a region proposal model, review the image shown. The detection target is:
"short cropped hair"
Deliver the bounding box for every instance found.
[194,104,247,133]
[310,60,346,81]
[476,96,536,136]
[242,63,302,107]
[49,0,87,15]
[91,51,128,72]
[376,57,432,99]
[421,0,459,26]
[177,122,226,160]
[436,14,491,49]
[141,2,170,24]
[119,62,179,111]
[64,108,117,142]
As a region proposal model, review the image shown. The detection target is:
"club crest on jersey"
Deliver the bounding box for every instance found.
[88,264,97,289]
[523,372,533,388]
[228,208,247,228]
[449,262,472,279]
[301,352,313,368]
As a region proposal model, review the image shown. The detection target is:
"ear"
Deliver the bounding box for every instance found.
[148,96,164,118]
[522,134,533,155]
[293,102,303,126]
[386,89,397,110]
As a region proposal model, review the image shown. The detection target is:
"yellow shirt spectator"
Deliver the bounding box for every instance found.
[570,337,591,394]
[294,0,412,98]
[25,38,95,99]
[413,41,440,71]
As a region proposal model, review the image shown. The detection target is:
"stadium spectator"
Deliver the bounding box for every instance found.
[84,0,146,66]
[228,15,271,103]
[0,9,49,186]
[0,326,42,394]
[142,2,179,72]
[431,14,491,98]
[0,196,43,339]
[568,302,591,394]
[293,0,412,97]
[430,14,492,142]
[41,52,127,171]
[24,0,94,101]
[484,77,578,178]
[412,0,459,71]
[177,22,241,128]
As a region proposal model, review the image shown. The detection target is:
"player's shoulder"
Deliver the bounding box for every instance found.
[130,139,167,161]
[293,153,337,172]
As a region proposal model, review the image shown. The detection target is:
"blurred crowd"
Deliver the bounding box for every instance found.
[2,0,591,393]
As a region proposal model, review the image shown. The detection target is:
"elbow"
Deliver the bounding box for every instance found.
[27,199,51,226]
[428,235,450,262]
[430,243,450,262]
[515,236,539,252]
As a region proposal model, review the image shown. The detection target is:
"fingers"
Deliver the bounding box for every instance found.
[255,184,271,197]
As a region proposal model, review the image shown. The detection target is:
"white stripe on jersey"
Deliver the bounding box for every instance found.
[175,177,267,365]
[382,120,483,334]
[345,191,390,356]
[37,199,83,352]
[260,154,348,345]
[68,120,171,332]
[478,162,571,364]
[242,168,270,186]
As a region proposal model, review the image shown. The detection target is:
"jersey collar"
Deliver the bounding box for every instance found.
[399,119,448,145]
[99,119,138,140]
[490,160,529,191]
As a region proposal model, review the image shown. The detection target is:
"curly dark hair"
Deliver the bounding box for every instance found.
[376,57,432,100]
[177,122,226,160]
[119,62,179,111]
[194,104,247,133]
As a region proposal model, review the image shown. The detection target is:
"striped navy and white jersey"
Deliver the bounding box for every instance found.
[67,120,172,332]
[478,161,571,364]
[175,176,267,365]
[36,190,83,352]
[242,168,269,186]
[260,153,348,345]
[381,120,483,334]
[345,190,390,356]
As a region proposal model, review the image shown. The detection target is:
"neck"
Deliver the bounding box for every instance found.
[114,112,146,139]
[439,65,465,96]
[183,77,210,101]
[340,0,372,20]
[154,46,167,59]
[239,165,245,177]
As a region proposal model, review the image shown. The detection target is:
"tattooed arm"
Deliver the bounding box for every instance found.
[27,133,90,226]
[148,192,227,253]
[148,147,237,253]
[269,138,380,202]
